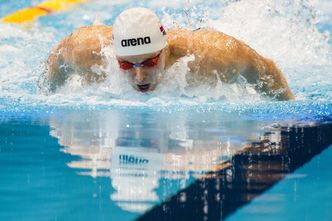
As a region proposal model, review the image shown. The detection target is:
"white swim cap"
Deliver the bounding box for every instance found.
[113,7,167,56]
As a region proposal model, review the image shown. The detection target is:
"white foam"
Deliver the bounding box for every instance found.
[208,0,330,68]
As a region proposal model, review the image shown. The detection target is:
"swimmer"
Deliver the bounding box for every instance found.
[44,7,294,100]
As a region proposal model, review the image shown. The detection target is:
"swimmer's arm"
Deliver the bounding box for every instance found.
[239,44,295,101]
[186,29,294,100]
[45,40,69,92]
[251,60,294,100]
[44,25,113,91]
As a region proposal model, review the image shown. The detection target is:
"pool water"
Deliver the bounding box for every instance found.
[0,0,332,221]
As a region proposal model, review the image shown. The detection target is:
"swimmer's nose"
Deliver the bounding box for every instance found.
[134,67,146,83]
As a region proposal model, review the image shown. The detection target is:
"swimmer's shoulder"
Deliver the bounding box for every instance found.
[74,25,112,36]
[167,28,230,42]
[166,27,240,55]
[50,25,113,66]
[57,25,112,52]
[166,28,193,57]
[166,28,192,44]
[69,25,112,42]
[191,28,240,49]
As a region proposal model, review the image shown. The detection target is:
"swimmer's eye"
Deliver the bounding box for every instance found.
[118,61,134,70]
[142,53,161,67]
[117,51,161,70]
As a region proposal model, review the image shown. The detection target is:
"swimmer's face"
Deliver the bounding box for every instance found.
[116,49,165,92]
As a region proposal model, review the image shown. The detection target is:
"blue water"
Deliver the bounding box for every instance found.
[0,110,273,221]
[0,0,332,220]
[228,145,332,221]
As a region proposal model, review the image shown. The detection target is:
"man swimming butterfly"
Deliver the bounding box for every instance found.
[44,7,294,100]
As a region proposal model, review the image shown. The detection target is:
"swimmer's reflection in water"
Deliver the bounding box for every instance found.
[138,122,332,221]
[42,7,294,100]
[49,110,269,213]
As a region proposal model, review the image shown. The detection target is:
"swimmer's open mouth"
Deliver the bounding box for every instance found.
[137,84,150,92]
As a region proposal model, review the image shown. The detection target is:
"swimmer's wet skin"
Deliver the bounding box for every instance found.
[44,7,294,101]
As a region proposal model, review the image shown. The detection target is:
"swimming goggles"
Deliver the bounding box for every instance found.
[117,52,161,70]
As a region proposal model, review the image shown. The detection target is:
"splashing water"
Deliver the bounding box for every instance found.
[0,0,331,119]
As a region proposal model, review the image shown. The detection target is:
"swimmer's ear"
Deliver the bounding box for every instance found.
[93,14,103,26]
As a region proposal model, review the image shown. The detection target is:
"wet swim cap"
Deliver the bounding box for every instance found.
[113,7,167,56]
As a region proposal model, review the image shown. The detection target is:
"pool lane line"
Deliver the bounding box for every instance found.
[137,121,332,221]
[1,0,87,24]
[33,6,54,14]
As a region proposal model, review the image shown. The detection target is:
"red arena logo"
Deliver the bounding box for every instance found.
[160,26,166,35]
